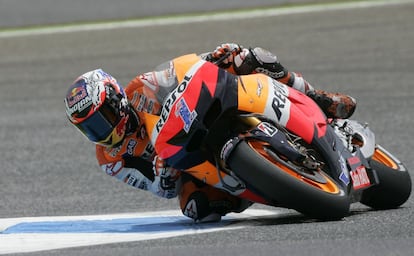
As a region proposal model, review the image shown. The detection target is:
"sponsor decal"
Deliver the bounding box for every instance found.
[67,86,88,108]
[256,79,264,97]
[123,171,150,190]
[256,122,277,137]
[65,86,92,116]
[138,179,149,190]
[124,174,138,187]
[175,98,197,133]
[183,199,198,219]
[147,99,155,113]
[139,126,146,140]
[107,145,122,157]
[103,161,123,176]
[255,67,285,79]
[271,79,289,95]
[338,155,350,185]
[350,166,371,190]
[347,156,361,166]
[126,139,137,156]
[130,91,141,109]
[132,93,154,113]
[141,143,155,160]
[155,74,193,133]
[137,94,147,112]
[270,79,288,121]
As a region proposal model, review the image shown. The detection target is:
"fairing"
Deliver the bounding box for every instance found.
[143,54,376,200]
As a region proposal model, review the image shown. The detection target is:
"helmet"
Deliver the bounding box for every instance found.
[65,69,130,147]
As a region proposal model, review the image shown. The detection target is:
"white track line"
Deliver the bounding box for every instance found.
[0,0,413,38]
[0,209,278,254]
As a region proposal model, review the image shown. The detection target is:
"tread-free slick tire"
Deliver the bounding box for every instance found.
[360,147,411,209]
[227,141,350,220]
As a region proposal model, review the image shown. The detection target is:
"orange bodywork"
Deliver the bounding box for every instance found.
[237,74,270,114]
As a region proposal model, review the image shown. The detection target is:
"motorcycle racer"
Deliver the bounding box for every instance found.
[64,43,357,222]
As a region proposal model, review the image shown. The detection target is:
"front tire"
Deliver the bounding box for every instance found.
[227,140,350,220]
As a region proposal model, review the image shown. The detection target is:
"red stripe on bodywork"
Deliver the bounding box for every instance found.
[285,88,327,143]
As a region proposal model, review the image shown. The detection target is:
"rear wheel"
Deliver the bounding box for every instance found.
[227,140,350,220]
[360,145,411,209]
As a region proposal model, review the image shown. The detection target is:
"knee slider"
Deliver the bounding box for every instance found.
[182,191,211,221]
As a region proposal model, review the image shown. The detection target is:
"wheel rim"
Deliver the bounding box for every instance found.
[371,148,399,170]
[248,140,340,194]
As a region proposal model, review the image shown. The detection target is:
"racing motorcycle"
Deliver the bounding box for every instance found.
[143,53,411,220]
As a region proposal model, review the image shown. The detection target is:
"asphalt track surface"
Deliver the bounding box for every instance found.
[1,1,414,255]
[0,0,332,28]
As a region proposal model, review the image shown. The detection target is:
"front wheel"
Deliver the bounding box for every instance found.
[360,145,411,209]
[227,140,350,220]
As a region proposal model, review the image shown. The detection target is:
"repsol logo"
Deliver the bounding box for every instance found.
[155,74,193,133]
[271,81,288,121]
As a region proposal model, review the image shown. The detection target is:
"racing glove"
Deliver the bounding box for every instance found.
[151,156,181,199]
[209,43,243,68]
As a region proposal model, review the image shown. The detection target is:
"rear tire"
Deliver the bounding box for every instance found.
[227,141,350,220]
[360,146,411,209]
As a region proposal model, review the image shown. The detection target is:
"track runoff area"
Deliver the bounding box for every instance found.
[0,0,412,254]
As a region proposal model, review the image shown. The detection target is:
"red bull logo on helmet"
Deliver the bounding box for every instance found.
[67,85,88,108]
[65,79,93,120]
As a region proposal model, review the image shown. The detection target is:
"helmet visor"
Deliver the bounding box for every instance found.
[75,104,119,143]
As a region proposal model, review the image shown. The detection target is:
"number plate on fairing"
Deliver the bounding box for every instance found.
[347,156,372,190]
[350,166,371,190]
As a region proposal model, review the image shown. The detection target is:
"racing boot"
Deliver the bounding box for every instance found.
[306,89,356,119]
[179,173,251,223]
